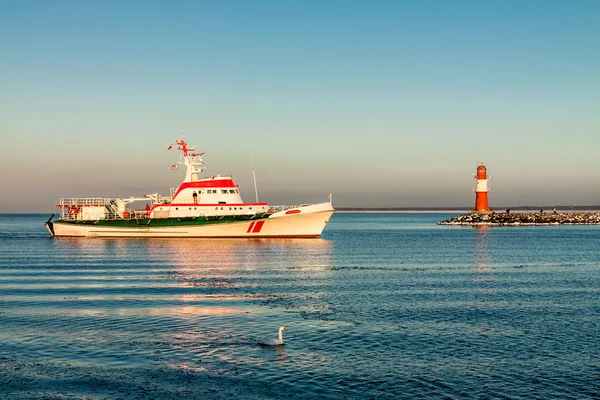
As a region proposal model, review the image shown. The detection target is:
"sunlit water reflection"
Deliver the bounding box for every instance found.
[1,213,599,398]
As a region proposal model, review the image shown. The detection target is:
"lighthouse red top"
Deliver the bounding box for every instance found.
[476,165,487,179]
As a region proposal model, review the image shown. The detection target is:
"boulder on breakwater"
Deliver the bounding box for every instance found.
[438,212,600,226]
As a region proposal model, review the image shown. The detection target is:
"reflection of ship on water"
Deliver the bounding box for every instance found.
[145,238,334,270]
[141,238,334,318]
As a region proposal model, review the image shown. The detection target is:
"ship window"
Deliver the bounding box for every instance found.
[194,207,197,210]
[229,190,235,194]
[249,207,252,210]
[220,207,223,210]
[215,207,218,210]
[176,207,179,210]
[222,190,228,194]
[189,207,191,210]
[229,207,232,210]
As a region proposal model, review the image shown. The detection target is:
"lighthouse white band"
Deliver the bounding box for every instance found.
[475,179,489,192]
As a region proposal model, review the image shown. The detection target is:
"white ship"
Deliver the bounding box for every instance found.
[45,137,334,238]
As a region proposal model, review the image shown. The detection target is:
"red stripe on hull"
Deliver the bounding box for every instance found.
[252,220,265,233]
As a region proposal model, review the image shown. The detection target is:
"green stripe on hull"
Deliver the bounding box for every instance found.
[57,214,270,228]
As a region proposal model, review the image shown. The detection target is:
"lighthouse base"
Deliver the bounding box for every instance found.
[471,210,494,215]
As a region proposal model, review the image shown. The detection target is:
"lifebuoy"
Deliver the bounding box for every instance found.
[67,207,79,216]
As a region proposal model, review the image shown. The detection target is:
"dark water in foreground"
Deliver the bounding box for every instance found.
[1,213,599,399]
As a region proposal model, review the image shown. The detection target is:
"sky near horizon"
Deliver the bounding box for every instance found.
[1,0,599,212]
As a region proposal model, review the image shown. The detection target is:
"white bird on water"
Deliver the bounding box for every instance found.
[258,326,287,346]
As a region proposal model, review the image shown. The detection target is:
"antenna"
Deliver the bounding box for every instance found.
[249,147,259,202]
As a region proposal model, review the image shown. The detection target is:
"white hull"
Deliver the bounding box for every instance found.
[49,202,334,238]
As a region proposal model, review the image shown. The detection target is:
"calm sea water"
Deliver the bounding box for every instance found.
[1,213,599,399]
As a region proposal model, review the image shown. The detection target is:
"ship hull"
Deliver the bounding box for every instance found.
[50,203,334,238]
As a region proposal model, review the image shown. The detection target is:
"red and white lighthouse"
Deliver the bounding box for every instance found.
[474,164,490,212]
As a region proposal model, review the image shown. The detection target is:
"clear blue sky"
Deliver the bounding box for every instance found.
[1,0,599,211]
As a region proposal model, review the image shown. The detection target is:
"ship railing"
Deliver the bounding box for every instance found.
[58,198,105,221]
[59,209,136,221]
[57,197,132,221]
[58,197,105,206]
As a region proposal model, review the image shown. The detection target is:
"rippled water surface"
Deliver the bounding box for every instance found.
[1,213,599,399]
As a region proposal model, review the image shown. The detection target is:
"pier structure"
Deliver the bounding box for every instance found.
[439,212,600,226]
[473,164,492,214]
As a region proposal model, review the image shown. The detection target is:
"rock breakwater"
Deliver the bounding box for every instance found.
[438,212,600,226]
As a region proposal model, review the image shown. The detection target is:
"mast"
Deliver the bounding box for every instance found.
[249,147,259,202]
[170,136,205,182]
